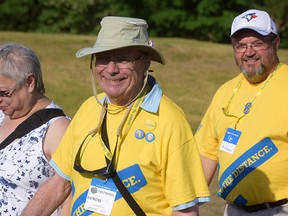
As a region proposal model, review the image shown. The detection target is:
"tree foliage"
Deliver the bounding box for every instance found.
[0,0,287,47]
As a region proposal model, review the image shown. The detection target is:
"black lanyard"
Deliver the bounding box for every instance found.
[73,111,117,177]
[73,111,146,215]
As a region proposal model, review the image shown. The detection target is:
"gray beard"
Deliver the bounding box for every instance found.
[241,65,265,79]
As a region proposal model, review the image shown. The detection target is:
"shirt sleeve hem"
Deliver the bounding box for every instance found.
[50,160,71,181]
[172,197,211,211]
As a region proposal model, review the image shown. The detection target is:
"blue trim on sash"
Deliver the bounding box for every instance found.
[218,137,278,201]
[234,195,248,205]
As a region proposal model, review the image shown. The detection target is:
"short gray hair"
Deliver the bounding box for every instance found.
[0,42,45,93]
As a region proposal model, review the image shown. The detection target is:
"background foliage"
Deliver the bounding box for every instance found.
[0,0,288,47]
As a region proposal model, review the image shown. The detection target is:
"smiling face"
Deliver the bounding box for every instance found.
[231,31,280,84]
[94,48,150,106]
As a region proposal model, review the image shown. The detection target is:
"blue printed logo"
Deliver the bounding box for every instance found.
[115,164,147,200]
[218,137,278,200]
[71,164,147,215]
[223,128,241,145]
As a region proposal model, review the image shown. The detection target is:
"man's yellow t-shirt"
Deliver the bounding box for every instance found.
[52,76,210,215]
[196,63,288,206]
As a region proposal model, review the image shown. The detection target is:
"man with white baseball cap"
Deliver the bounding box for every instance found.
[195,9,288,216]
[22,16,210,215]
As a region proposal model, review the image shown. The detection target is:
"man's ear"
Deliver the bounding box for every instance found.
[145,60,151,72]
[275,36,280,50]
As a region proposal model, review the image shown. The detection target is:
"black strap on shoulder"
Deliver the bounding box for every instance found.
[0,108,65,151]
[101,115,146,216]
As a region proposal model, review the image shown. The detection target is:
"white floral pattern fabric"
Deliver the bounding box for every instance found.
[0,102,65,216]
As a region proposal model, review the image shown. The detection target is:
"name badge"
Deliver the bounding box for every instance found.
[84,178,117,215]
[220,128,241,154]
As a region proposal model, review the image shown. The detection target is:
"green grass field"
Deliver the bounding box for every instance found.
[1,31,287,215]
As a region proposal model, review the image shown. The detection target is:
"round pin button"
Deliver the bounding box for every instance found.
[144,119,157,131]
[135,129,145,139]
[145,132,155,142]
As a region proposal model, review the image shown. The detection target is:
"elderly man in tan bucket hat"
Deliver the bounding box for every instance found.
[22,16,210,216]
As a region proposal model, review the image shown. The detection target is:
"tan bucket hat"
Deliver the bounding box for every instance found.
[76,16,165,65]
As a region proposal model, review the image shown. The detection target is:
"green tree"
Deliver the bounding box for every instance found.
[0,0,41,31]
[0,0,287,47]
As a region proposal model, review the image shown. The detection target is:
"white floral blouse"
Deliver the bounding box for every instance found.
[0,102,66,216]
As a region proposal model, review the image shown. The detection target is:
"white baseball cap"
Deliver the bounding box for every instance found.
[230,9,277,37]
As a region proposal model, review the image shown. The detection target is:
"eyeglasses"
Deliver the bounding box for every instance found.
[233,39,274,53]
[95,54,142,68]
[0,87,16,98]
[73,133,117,178]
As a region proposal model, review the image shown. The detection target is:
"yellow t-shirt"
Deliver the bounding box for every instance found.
[52,77,210,215]
[196,63,288,205]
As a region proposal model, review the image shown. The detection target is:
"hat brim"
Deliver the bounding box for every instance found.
[230,27,272,37]
[76,44,165,65]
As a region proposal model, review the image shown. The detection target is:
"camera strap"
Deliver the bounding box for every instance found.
[101,114,146,216]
